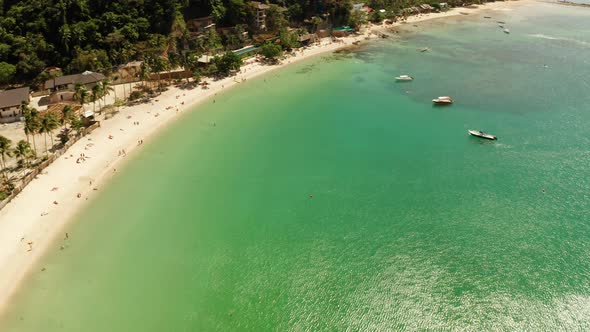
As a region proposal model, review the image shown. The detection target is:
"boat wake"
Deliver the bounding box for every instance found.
[528,34,590,48]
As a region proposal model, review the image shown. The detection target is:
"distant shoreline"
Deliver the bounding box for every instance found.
[554,0,590,8]
[0,0,531,318]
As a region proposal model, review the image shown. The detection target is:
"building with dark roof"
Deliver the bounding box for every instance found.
[0,87,30,123]
[44,71,105,105]
[44,71,105,91]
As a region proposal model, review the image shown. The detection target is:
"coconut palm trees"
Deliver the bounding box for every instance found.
[23,106,40,156]
[73,83,88,106]
[0,136,13,181]
[140,61,151,88]
[13,140,32,174]
[92,83,103,114]
[61,105,74,130]
[101,79,114,117]
[103,78,115,103]
[39,112,59,156]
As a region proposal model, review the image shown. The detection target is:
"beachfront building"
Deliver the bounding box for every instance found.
[352,3,373,23]
[418,4,435,13]
[116,61,143,83]
[44,71,105,105]
[0,87,30,123]
[250,2,270,30]
[298,34,318,46]
[187,16,216,38]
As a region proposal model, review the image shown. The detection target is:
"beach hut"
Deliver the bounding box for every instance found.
[0,87,30,123]
[298,34,317,46]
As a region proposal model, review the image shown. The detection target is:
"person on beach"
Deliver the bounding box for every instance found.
[27,242,33,252]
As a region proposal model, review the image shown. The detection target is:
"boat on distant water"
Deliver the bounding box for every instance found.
[395,75,413,81]
[504,29,511,34]
[497,21,506,24]
[418,47,430,52]
[468,130,497,140]
[432,96,453,105]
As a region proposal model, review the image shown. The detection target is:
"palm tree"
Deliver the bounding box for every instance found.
[13,140,32,174]
[61,105,73,130]
[92,83,103,114]
[73,83,88,106]
[101,79,115,107]
[140,61,151,88]
[0,136,13,181]
[21,102,32,144]
[23,107,40,156]
[114,74,125,100]
[39,112,60,156]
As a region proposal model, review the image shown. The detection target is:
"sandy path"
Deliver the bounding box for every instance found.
[0,0,530,314]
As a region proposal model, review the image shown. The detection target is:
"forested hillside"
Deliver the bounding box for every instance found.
[0,0,470,86]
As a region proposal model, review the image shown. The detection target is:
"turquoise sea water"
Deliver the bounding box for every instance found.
[2,2,590,330]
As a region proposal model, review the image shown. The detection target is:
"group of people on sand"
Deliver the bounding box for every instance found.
[76,153,88,164]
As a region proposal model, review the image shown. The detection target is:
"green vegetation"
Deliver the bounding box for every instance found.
[0,0,357,85]
[0,135,12,181]
[260,42,283,63]
[0,61,16,84]
[212,52,243,76]
[0,0,487,86]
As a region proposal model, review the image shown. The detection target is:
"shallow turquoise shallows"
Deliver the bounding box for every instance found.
[2,3,590,330]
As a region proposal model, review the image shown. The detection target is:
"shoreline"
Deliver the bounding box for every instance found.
[0,0,530,315]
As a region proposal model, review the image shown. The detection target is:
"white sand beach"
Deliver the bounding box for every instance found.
[0,0,530,313]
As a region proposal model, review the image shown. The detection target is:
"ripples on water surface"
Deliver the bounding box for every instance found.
[2,2,590,331]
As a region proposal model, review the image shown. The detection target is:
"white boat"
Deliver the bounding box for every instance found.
[432,96,453,105]
[395,75,413,81]
[503,29,510,34]
[468,130,497,140]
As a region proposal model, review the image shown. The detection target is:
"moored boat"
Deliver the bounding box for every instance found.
[503,29,510,34]
[432,96,453,105]
[395,75,413,81]
[468,130,497,140]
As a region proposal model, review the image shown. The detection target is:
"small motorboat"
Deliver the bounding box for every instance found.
[498,24,504,28]
[503,29,510,34]
[468,130,497,140]
[432,96,453,105]
[497,21,506,24]
[395,75,413,81]
[418,47,430,52]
